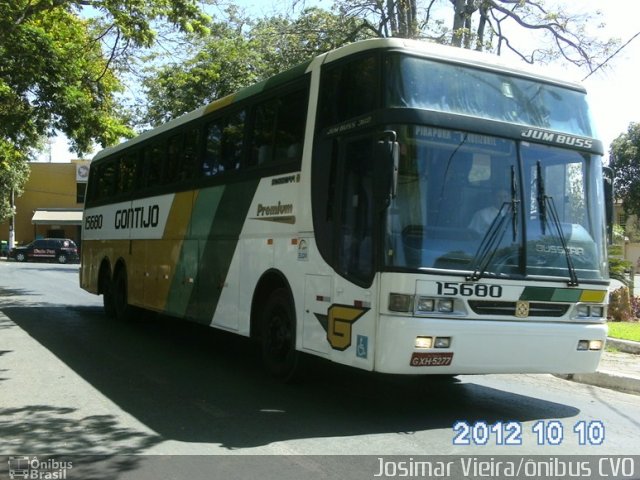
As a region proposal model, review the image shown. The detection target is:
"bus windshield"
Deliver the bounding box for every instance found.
[385,54,595,138]
[384,126,607,282]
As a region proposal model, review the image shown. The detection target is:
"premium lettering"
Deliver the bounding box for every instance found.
[256,201,293,217]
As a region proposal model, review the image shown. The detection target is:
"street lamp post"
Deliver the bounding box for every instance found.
[8,188,15,250]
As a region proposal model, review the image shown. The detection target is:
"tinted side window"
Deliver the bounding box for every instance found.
[96,160,117,200]
[164,134,182,184]
[182,127,200,180]
[204,112,245,176]
[319,55,378,129]
[275,89,306,163]
[204,119,223,176]
[249,99,279,166]
[117,154,137,194]
[249,88,308,167]
[222,110,245,171]
[142,143,164,189]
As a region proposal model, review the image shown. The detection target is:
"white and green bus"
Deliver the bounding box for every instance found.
[81,38,611,380]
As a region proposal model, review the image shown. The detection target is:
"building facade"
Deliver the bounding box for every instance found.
[0,160,89,248]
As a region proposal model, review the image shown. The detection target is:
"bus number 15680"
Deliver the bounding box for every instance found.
[436,282,503,298]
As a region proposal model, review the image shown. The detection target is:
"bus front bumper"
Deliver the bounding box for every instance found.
[374,315,607,375]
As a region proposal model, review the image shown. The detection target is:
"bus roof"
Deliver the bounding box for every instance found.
[93,38,586,163]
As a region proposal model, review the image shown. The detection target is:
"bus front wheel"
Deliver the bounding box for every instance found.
[261,288,299,382]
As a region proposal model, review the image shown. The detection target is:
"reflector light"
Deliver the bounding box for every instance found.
[389,293,412,312]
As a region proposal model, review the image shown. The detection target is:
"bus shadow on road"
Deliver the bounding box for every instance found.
[2,305,580,451]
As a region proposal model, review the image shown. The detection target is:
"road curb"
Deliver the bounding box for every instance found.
[564,370,640,396]
[606,337,640,354]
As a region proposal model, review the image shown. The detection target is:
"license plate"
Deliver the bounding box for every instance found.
[410,352,453,367]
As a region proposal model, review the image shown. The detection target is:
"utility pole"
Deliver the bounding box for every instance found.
[8,187,15,249]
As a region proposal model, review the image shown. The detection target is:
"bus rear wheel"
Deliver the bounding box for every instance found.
[261,288,299,382]
[113,267,133,321]
[101,268,116,318]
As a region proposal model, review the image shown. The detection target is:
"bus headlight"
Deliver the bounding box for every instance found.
[415,296,435,312]
[577,304,590,317]
[577,304,605,318]
[437,298,454,313]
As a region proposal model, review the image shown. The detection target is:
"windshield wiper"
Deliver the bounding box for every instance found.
[467,168,520,282]
[536,161,547,234]
[467,201,514,282]
[536,161,579,287]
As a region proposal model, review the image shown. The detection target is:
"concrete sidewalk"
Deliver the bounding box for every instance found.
[560,338,640,395]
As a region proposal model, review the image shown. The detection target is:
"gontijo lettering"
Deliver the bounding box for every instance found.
[115,205,160,229]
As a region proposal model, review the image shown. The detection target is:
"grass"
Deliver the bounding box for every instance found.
[607,321,640,342]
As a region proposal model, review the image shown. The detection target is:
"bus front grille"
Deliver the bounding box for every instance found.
[467,301,569,317]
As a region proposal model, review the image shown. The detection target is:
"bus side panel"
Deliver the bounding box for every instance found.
[182,179,260,325]
[142,192,193,312]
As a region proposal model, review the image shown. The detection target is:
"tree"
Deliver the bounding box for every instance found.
[610,122,640,217]
[0,0,211,224]
[141,20,262,126]
[333,0,618,72]
[141,7,373,125]
[0,141,30,223]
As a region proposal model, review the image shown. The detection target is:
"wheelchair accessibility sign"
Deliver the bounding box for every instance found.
[356,335,368,359]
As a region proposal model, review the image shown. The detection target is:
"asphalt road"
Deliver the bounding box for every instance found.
[1,261,639,479]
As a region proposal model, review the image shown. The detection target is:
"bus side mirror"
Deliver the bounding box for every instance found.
[603,166,614,244]
[375,130,399,207]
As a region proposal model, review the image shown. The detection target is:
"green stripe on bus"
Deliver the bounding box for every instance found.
[166,186,225,318]
[519,287,554,301]
[520,286,582,302]
[185,179,260,322]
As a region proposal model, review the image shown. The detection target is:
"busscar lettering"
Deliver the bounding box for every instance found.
[271,175,298,186]
[521,128,594,149]
[536,244,584,256]
[115,205,160,229]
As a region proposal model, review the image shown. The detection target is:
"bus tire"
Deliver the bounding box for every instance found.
[113,266,133,321]
[261,288,299,382]
[101,268,116,318]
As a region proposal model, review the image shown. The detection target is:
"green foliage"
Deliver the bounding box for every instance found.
[0,141,30,222]
[608,257,632,284]
[142,21,262,126]
[0,0,211,223]
[610,123,640,217]
[141,7,374,125]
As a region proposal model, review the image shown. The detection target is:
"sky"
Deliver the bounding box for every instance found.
[38,0,640,163]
